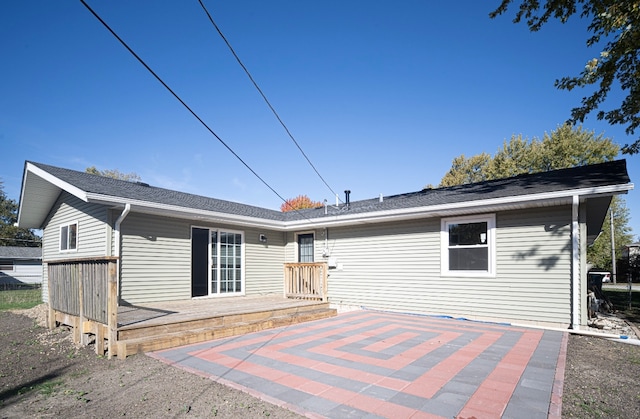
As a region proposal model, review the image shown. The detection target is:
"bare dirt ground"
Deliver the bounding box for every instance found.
[0,307,302,419]
[1,305,640,418]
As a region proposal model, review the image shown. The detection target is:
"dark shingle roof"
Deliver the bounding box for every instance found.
[30,159,630,222]
[0,246,42,260]
[281,159,630,220]
[30,162,284,221]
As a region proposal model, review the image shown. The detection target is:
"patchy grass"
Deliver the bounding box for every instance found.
[603,287,640,323]
[0,285,42,310]
[17,379,64,398]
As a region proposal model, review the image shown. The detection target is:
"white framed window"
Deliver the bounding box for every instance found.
[60,221,78,252]
[296,232,314,263]
[211,229,244,295]
[441,214,495,276]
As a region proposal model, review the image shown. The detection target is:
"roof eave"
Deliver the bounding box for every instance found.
[281,183,634,230]
[85,193,286,231]
[19,159,633,232]
[17,162,89,229]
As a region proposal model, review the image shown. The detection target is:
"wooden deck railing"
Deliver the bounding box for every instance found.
[47,257,118,358]
[284,262,328,301]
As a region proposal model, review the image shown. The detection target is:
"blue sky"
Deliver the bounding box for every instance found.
[2,1,638,238]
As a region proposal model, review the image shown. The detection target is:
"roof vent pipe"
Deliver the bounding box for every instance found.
[379,193,383,203]
[345,190,351,209]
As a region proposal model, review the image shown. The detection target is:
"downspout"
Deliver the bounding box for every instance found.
[324,228,329,256]
[571,195,580,330]
[114,204,131,302]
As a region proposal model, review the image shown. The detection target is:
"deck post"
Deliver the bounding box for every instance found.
[70,264,81,345]
[322,264,328,301]
[78,263,89,346]
[107,259,118,359]
[47,264,56,330]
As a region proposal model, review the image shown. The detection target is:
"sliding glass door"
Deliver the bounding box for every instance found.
[192,227,244,297]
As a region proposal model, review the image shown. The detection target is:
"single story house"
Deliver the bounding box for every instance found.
[0,246,43,285]
[17,160,633,329]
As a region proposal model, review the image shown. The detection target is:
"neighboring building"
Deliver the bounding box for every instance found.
[16,160,633,329]
[0,246,43,285]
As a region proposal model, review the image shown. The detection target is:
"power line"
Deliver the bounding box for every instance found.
[79,1,291,205]
[78,0,323,223]
[196,0,343,203]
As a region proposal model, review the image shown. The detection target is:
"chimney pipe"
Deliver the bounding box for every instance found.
[345,190,351,208]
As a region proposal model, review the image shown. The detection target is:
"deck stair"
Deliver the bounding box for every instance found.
[114,300,336,358]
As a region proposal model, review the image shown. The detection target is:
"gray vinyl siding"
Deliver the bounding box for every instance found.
[321,219,438,313]
[0,261,42,284]
[494,207,572,325]
[119,214,285,304]
[318,206,573,327]
[285,230,323,263]
[119,213,191,304]
[41,192,109,302]
[42,193,109,259]
[285,232,296,261]
[244,228,286,295]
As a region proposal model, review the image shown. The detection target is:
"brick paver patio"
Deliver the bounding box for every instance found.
[150,310,566,419]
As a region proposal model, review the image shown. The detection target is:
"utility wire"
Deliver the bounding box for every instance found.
[78,0,324,223]
[79,0,292,207]
[197,0,343,203]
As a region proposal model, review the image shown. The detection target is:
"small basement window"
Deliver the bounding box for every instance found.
[60,222,78,251]
[441,215,495,276]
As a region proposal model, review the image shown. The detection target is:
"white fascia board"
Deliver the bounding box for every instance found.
[18,163,89,228]
[282,183,634,230]
[17,167,33,227]
[85,193,285,230]
[25,163,89,202]
[84,182,633,232]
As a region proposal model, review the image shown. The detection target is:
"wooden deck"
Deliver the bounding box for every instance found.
[112,295,336,359]
[46,260,334,359]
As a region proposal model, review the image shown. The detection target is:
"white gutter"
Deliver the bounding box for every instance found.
[571,195,580,330]
[114,204,131,300]
[86,193,286,231]
[84,181,634,232]
[283,183,633,229]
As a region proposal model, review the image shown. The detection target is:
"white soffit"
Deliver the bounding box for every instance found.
[18,164,86,228]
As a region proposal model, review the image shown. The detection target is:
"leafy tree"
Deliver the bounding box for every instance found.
[280,195,323,212]
[437,124,627,273]
[438,153,492,187]
[438,124,618,186]
[85,166,141,182]
[0,180,41,247]
[588,197,633,276]
[490,1,640,154]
